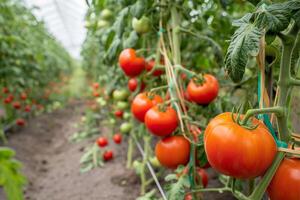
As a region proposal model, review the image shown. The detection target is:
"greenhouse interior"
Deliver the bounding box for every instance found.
[0,0,300,200]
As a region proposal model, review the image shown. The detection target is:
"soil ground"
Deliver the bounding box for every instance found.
[0,101,236,200]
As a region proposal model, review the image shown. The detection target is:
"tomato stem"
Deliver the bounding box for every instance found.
[241,107,284,125]
[248,152,285,200]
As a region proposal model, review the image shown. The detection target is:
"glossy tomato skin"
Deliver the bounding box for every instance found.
[145,60,164,76]
[187,74,219,105]
[13,101,21,109]
[145,106,178,137]
[204,112,277,179]
[20,92,27,100]
[24,105,31,112]
[128,78,138,92]
[131,93,163,122]
[97,137,108,148]
[155,136,190,169]
[114,110,123,118]
[103,150,114,161]
[267,158,300,200]
[118,48,145,77]
[113,133,122,144]
[16,118,25,126]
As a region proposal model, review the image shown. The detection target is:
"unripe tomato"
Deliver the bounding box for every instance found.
[97,137,108,148]
[16,118,26,126]
[145,106,178,137]
[114,110,123,118]
[120,122,132,134]
[268,158,300,200]
[100,9,113,20]
[131,93,163,122]
[118,48,145,77]
[113,133,122,144]
[12,101,21,109]
[103,150,114,161]
[132,16,151,34]
[116,101,129,110]
[204,112,277,179]
[187,74,219,105]
[149,156,161,168]
[112,89,129,101]
[145,60,164,76]
[97,20,109,28]
[155,136,190,169]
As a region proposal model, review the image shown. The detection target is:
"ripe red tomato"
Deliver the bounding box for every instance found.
[184,194,192,200]
[97,137,108,148]
[24,105,31,112]
[16,118,26,126]
[114,110,123,118]
[12,101,21,109]
[113,133,122,144]
[2,87,9,94]
[127,78,145,92]
[268,158,300,200]
[204,112,277,179]
[155,135,190,169]
[128,78,138,92]
[179,166,209,188]
[103,150,114,161]
[20,92,27,100]
[118,48,145,77]
[145,60,164,76]
[196,168,208,188]
[93,82,99,89]
[93,91,100,97]
[131,93,163,122]
[187,74,219,105]
[145,106,178,137]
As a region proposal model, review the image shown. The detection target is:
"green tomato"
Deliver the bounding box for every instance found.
[81,116,87,123]
[112,89,129,101]
[132,16,151,34]
[109,118,116,125]
[120,122,132,134]
[100,9,113,20]
[116,101,129,110]
[149,156,161,168]
[97,20,109,28]
[84,20,92,28]
[123,112,131,120]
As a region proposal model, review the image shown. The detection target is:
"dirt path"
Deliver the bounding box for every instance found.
[4,102,140,200]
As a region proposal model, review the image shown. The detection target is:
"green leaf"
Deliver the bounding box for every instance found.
[105,38,121,62]
[0,147,26,200]
[123,31,139,48]
[130,0,147,18]
[166,175,190,200]
[255,3,292,32]
[225,21,262,82]
[113,7,129,38]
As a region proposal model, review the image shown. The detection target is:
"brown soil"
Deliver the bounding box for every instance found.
[2,102,140,200]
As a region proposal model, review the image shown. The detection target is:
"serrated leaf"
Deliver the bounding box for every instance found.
[255,3,291,32]
[164,174,178,182]
[225,22,262,82]
[166,175,190,200]
[104,30,115,51]
[232,13,253,27]
[113,7,129,38]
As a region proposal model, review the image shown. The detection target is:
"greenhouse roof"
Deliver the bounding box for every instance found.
[23,0,88,59]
